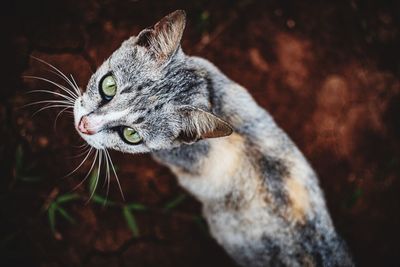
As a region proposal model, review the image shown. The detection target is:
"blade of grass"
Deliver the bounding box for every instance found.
[126,203,147,211]
[56,193,80,204]
[48,203,57,235]
[193,215,209,235]
[163,194,187,212]
[15,145,23,175]
[57,206,76,224]
[88,167,99,194]
[123,205,139,237]
[19,176,42,182]
[91,194,117,207]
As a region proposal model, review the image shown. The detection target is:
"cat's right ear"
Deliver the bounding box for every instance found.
[176,106,233,144]
[136,10,186,61]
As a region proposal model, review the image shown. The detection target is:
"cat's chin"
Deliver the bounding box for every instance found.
[81,139,104,150]
[75,128,105,149]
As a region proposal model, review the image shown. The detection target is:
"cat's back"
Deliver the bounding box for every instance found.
[176,55,354,266]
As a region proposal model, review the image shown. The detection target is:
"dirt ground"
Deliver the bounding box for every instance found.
[2,0,400,266]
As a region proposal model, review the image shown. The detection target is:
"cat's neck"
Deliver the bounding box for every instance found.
[153,55,286,177]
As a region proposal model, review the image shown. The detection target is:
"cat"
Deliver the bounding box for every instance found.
[73,10,354,267]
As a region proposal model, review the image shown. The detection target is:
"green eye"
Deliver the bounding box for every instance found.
[122,127,142,144]
[100,75,117,100]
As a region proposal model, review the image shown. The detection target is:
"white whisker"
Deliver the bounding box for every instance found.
[69,146,91,159]
[30,56,81,97]
[48,70,81,97]
[32,104,73,117]
[105,149,125,201]
[73,149,98,191]
[69,74,81,96]
[65,147,93,178]
[103,149,111,205]
[24,75,78,100]
[24,99,74,107]
[28,89,76,103]
[74,143,89,148]
[88,150,102,201]
[54,106,71,130]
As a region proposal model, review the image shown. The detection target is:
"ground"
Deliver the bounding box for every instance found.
[2,0,400,266]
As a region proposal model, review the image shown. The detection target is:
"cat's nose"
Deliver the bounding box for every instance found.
[78,115,98,135]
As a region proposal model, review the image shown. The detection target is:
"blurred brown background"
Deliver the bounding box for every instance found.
[2,0,400,266]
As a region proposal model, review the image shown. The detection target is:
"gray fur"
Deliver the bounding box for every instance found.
[73,10,354,267]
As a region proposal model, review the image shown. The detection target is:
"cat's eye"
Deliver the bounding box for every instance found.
[100,75,117,100]
[121,127,142,144]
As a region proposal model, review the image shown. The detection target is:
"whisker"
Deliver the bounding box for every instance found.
[103,149,111,206]
[69,74,81,96]
[54,106,71,130]
[102,149,109,188]
[24,99,74,108]
[48,70,81,97]
[72,149,98,191]
[64,147,94,178]
[32,104,73,117]
[74,143,89,148]
[105,149,125,201]
[69,146,91,159]
[28,89,76,103]
[24,75,78,100]
[30,56,81,97]
[88,150,102,201]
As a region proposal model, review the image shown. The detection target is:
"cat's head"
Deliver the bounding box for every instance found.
[74,10,232,154]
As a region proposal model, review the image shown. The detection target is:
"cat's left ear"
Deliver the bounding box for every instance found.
[136,10,186,61]
[177,106,233,144]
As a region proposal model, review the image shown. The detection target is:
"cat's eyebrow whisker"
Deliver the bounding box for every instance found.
[30,56,81,97]
[28,89,76,103]
[69,74,82,96]
[72,149,98,191]
[105,149,125,201]
[48,69,79,96]
[24,75,78,100]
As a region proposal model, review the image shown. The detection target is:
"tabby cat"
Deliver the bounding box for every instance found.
[73,10,353,267]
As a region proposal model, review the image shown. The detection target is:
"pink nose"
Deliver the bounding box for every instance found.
[78,116,96,135]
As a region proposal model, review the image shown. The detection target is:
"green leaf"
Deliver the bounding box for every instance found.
[18,176,42,182]
[56,193,80,204]
[57,206,76,224]
[126,203,147,211]
[15,145,24,177]
[193,215,208,235]
[48,203,57,235]
[91,194,117,207]
[88,167,99,194]
[123,205,139,237]
[163,194,187,212]
[347,187,363,208]
[200,10,210,22]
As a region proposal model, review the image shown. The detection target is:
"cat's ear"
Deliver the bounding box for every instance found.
[177,106,233,144]
[136,10,186,61]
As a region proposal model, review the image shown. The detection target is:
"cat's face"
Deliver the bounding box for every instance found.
[74,10,232,154]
